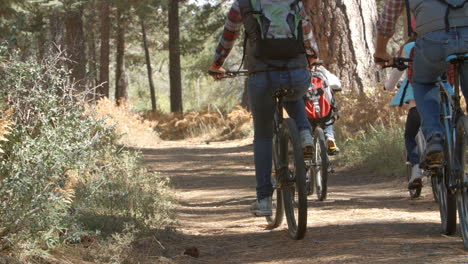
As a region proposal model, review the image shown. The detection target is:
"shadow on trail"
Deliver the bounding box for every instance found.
[161,222,464,263]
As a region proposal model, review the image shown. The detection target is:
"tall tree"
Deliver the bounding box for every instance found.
[98,0,111,98]
[85,1,98,90]
[168,0,183,113]
[307,0,380,93]
[140,17,157,112]
[115,7,128,105]
[65,7,87,89]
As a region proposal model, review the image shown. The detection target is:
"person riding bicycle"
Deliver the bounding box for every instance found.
[375,0,468,168]
[386,42,424,189]
[208,0,319,216]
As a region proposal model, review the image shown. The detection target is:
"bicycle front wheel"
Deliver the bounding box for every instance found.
[456,116,468,248]
[280,118,308,240]
[266,134,284,229]
[313,127,329,201]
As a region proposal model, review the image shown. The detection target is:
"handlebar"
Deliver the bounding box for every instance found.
[208,70,249,79]
[382,57,412,71]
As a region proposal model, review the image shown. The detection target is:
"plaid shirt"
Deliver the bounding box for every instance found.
[377,0,405,38]
[212,0,319,68]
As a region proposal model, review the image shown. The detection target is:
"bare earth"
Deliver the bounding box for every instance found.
[141,139,468,264]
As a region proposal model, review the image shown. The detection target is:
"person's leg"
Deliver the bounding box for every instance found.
[323,121,334,140]
[458,27,468,109]
[412,30,452,164]
[282,68,312,150]
[405,106,421,165]
[248,72,275,205]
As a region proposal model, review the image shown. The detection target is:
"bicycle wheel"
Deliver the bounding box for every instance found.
[280,118,308,240]
[434,165,457,235]
[456,116,468,248]
[406,162,422,199]
[313,127,329,201]
[266,134,284,229]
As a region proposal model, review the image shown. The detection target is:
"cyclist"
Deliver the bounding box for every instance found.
[386,42,423,189]
[208,0,319,216]
[375,0,468,167]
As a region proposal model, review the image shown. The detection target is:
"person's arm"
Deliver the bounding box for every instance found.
[300,3,319,64]
[374,0,405,66]
[209,0,243,78]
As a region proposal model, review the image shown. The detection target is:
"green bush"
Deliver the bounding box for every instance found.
[337,124,407,177]
[0,49,174,260]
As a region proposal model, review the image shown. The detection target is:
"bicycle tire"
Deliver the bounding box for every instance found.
[313,127,329,201]
[456,116,468,248]
[406,163,422,199]
[266,134,284,229]
[434,164,457,235]
[280,118,308,240]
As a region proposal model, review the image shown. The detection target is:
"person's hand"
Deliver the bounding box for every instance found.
[308,56,318,65]
[208,65,226,80]
[373,51,392,67]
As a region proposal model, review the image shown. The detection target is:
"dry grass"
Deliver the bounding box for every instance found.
[0,108,13,154]
[146,105,253,141]
[87,98,160,148]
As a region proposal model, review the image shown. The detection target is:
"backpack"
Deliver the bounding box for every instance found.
[405,0,468,36]
[239,0,305,61]
[304,67,340,124]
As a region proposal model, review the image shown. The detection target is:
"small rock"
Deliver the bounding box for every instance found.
[184,246,200,258]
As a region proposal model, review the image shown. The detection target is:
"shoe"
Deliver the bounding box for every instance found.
[408,164,423,189]
[250,197,272,217]
[326,137,340,156]
[421,133,444,168]
[300,130,314,158]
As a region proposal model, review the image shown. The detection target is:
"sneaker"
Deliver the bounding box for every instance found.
[250,197,272,217]
[300,130,314,158]
[326,137,340,156]
[408,164,423,189]
[421,133,444,168]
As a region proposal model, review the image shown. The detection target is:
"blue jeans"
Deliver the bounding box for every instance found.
[323,120,335,140]
[248,68,311,200]
[412,27,468,139]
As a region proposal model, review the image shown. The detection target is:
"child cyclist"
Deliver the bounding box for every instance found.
[385,42,423,189]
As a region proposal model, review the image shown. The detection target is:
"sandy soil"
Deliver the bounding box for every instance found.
[139,139,468,264]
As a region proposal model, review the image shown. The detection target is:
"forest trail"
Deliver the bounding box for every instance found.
[141,139,468,264]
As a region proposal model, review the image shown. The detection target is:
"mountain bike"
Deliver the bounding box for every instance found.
[385,56,464,237]
[209,69,308,240]
[303,61,335,201]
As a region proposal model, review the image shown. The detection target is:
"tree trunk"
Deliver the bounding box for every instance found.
[98,0,111,98]
[115,9,128,105]
[65,9,87,90]
[86,5,98,92]
[47,10,65,57]
[141,17,157,112]
[307,0,380,92]
[168,0,183,113]
[35,13,46,63]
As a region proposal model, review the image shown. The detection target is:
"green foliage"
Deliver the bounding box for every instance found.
[337,124,406,177]
[0,50,174,260]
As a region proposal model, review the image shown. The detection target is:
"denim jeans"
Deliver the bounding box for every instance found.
[412,27,468,139]
[248,68,311,200]
[323,120,335,140]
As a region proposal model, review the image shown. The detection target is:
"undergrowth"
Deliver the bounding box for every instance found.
[0,49,174,262]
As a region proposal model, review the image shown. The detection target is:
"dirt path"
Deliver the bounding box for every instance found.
[142,139,468,264]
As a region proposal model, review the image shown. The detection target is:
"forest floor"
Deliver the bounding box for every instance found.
[135,139,468,264]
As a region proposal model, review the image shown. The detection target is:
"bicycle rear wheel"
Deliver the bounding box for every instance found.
[431,172,440,203]
[266,134,284,229]
[313,127,329,201]
[434,165,457,235]
[456,116,468,248]
[280,118,308,240]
